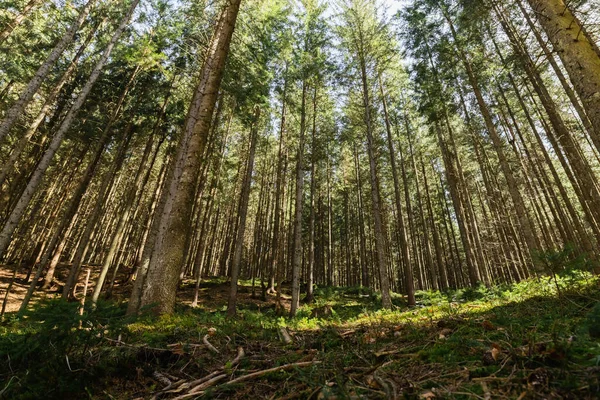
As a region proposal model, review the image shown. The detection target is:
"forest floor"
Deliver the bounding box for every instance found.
[0,267,599,399]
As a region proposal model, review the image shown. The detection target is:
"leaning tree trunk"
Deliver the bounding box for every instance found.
[514,1,594,138]
[0,24,96,189]
[0,0,45,44]
[0,0,140,261]
[0,0,96,142]
[138,0,243,315]
[524,0,600,149]
[443,9,540,264]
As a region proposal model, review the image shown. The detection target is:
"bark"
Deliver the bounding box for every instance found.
[0,0,96,141]
[525,0,600,149]
[139,0,243,315]
[126,150,170,313]
[379,78,415,305]
[290,80,308,317]
[0,0,140,260]
[227,109,260,316]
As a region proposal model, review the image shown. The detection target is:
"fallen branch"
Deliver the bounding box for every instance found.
[230,346,245,366]
[170,374,227,400]
[153,371,172,387]
[203,334,219,354]
[152,346,246,399]
[279,327,293,344]
[166,359,319,399]
[223,360,320,386]
[102,337,170,353]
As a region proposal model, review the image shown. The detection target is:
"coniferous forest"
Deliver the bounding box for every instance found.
[1,0,600,398]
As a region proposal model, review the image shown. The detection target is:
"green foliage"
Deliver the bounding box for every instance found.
[1,275,599,398]
[587,302,600,339]
[0,299,131,398]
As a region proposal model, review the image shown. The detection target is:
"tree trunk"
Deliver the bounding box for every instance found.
[525,0,600,148]
[139,0,243,315]
[227,109,260,316]
[0,0,96,141]
[290,80,308,317]
[379,78,415,305]
[358,56,391,309]
[306,85,318,303]
[0,0,140,260]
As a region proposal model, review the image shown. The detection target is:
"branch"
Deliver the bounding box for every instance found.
[203,334,220,354]
[223,361,321,386]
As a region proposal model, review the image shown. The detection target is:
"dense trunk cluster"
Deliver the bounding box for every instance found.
[0,0,599,318]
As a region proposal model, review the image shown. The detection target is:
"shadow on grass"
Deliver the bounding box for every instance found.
[0,276,598,399]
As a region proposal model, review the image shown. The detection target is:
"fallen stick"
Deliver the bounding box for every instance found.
[223,361,320,386]
[170,374,228,400]
[171,361,320,399]
[230,346,245,366]
[203,334,219,354]
[279,327,293,344]
[155,346,246,398]
[153,371,172,387]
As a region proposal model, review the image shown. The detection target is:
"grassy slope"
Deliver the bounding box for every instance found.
[1,271,599,399]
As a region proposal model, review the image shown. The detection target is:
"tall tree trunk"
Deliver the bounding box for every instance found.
[353,144,369,287]
[525,0,600,148]
[358,55,391,309]
[306,85,318,303]
[227,109,260,316]
[0,0,140,260]
[268,75,287,294]
[379,78,415,305]
[290,80,308,317]
[0,0,96,141]
[139,0,243,315]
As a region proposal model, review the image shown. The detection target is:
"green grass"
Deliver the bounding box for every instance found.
[1,271,599,399]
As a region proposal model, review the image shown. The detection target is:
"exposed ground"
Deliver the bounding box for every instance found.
[1,267,599,399]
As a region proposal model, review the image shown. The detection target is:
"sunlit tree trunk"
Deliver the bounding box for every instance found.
[525,0,600,149]
[139,0,243,314]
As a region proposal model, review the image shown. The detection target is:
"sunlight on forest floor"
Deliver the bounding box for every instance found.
[1,272,599,399]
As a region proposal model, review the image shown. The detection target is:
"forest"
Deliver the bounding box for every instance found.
[0,0,600,397]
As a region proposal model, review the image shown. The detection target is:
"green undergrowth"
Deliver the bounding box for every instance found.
[1,271,599,399]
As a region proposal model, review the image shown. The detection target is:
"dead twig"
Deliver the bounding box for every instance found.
[203,334,219,354]
[153,371,172,388]
[170,374,227,400]
[223,361,321,386]
[279,327,293,344]
[152,346,246,399]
